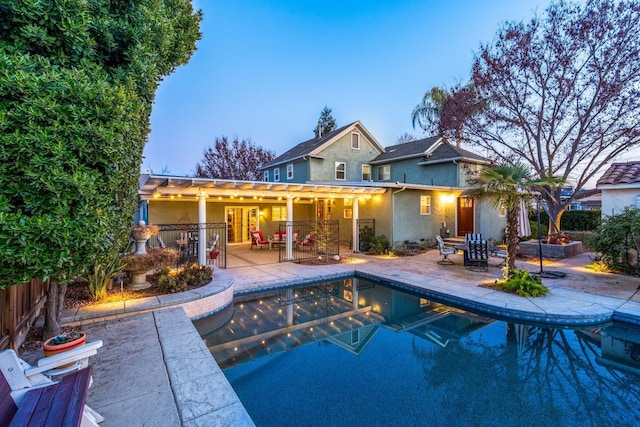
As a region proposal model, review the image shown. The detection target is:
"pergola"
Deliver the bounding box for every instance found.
[139,174,387,264]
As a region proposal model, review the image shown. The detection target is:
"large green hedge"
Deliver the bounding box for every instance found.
[530,209,601,232]
[0,1,201,335]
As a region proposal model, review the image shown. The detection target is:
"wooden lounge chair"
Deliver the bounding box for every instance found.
[0,340,104,426]
[435,235,458,265]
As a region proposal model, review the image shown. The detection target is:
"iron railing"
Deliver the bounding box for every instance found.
[149,223,227,269]
[277,220,340,263]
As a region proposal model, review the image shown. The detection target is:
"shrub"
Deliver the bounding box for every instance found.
[359,226,375,252]
[84,249,124,301]
[121,248,178,272]
[369,235,390,255]
[497,269,549,297]
[587,207,640,275]
[155,263,212,294]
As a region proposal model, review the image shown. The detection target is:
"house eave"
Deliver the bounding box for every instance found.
[139,174,387,201]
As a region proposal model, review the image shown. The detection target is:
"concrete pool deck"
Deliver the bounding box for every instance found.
[37,248,640,426]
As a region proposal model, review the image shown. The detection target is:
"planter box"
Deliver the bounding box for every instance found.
[519,240,583,259]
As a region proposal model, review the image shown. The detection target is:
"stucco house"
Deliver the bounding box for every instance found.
[259,121,384,184]
[139,121,506,265]
[597,162,640,216]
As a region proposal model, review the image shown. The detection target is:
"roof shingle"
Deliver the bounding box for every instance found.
[597,162,640,186]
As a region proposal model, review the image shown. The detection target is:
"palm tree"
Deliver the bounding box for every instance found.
[411,86,449,133]
[464,164,563,274]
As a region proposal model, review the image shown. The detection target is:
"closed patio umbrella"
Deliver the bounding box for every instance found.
[518,199,531,237]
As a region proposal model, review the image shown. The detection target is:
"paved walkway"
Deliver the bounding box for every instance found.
[26,247,640,426]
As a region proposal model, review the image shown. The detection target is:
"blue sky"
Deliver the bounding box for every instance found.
[143,0,553,176]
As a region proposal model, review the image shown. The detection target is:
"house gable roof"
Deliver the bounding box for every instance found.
[370,135,489,166]
[261,121,384,169]
[370,135,442,164]
[597,162,640,187]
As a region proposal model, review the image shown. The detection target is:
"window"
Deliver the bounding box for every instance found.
[377,165,390,181]
[274,167,280,182]
[286,164,293,180]
[362,164,371,181]
[335,162,346,180]
[351,133,360,150]
[344,209,353,218]
[420,195,431,215]
[263,170,269,182]
[499,202,507,217]
[272,206,287,221]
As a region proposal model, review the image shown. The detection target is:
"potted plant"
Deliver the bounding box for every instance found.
[43,331,87,368]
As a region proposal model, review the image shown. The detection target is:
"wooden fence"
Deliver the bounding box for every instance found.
[0,279,48,351]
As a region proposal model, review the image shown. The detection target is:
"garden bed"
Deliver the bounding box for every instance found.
[519,240,583,258]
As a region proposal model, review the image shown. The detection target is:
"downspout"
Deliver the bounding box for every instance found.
[391,186,406,246]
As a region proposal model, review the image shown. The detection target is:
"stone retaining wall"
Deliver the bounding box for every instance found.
[519,240,583,258]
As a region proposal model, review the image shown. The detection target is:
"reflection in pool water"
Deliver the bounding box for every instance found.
[197,278,640,426]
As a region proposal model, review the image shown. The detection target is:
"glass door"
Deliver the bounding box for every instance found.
[226,206,259,244]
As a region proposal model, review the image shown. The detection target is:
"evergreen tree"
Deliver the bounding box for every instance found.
[314,106,337,138]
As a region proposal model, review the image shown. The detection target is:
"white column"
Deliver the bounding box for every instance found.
[198,193,207,266]
[285,196,294,260]
[286,289,294,326]
[352,278,359,310]
[352,198,359,252]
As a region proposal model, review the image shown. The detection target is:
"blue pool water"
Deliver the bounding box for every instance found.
[199,279,640,426]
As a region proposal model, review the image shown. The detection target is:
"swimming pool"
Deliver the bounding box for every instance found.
[198,278,640,426]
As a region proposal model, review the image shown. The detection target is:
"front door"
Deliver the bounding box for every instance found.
[457,197,474,236]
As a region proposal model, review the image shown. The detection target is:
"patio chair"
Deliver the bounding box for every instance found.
[465,233,483,242]
[490,245,507,267]
[250,230,270,250]
[467,240,489,271]
[0,340,104,426]
[435,235,458,265]
[297,232,316,249]
[206,234,219,265]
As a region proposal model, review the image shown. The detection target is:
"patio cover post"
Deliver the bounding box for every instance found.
[352,198,359,252]
[198,193,207,266]
[286,196,294,260]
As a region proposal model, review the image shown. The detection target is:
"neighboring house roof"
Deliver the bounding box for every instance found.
[370,135,489,165]
[370,135,442,164]
[597,162,640,187]
[260,121,384,169]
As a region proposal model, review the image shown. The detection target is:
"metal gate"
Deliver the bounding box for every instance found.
[151,223,227,269]
[277,220,340,263]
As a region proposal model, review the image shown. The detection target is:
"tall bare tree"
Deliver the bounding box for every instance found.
[195,136,275,180]
[395,132,417,144]
[435,0,640,233]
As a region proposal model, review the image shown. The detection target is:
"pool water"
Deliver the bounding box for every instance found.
[199,278,640,427]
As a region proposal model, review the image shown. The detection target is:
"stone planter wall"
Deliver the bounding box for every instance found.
[519,240,583,258]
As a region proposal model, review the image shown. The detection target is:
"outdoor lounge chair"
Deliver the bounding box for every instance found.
[435,235,458,265]
[296,232,316,249]
[467,240,489,271]
[0,340,104,426]
[250,230,270,250]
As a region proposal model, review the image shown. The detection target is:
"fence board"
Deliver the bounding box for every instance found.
[0,279,47,351]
